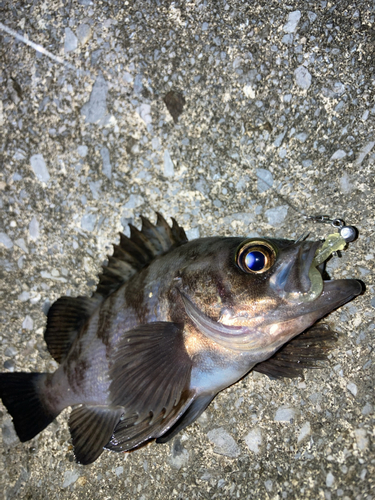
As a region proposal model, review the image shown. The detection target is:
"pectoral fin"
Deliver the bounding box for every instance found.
[156,393,214,443]
[106,322,194,450]
[254,324,338,379]
[105,390,195,452]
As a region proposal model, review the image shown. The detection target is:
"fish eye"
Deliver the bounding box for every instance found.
[236,240,276,274]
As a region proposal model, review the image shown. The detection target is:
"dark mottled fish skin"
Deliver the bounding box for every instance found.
[0,214,362,464]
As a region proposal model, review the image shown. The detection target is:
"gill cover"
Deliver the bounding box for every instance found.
[179,290,262,352]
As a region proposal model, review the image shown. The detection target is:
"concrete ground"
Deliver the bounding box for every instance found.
[0,1,374,498]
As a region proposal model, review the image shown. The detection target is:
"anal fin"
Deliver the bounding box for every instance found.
[69,405,123,465]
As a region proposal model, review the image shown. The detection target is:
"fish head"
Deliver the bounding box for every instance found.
[177,236,362,361]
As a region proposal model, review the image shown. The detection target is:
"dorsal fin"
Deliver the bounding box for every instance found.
[95,213,188,298]
[45,296,101,363]
[44,214,187,364]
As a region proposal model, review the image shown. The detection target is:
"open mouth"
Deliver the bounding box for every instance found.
[307,232,363,305]
[271,232,361,305]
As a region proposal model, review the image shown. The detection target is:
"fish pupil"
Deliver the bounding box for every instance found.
[244,250,266,271]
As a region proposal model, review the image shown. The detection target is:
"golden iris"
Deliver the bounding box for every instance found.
[236,240,276,274]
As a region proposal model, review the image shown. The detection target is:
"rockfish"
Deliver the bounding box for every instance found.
[0,214,362,464]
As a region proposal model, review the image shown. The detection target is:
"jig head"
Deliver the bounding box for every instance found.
[303,215,358,243]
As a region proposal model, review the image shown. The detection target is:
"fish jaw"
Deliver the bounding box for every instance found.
[179,276,361,365]
[256,278,363,360]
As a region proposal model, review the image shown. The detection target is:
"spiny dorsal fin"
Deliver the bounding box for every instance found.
[95,213,188,298]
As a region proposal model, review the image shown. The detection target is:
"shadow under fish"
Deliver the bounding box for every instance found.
[0,214,362,464]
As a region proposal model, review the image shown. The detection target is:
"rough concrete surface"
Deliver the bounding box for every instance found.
[0,1,374,499]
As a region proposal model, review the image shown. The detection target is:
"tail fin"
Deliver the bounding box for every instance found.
[0,372,58,442]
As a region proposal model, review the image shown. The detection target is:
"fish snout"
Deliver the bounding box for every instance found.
[270,240,322,298]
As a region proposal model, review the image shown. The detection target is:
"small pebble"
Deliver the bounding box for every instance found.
[326,472,335,488]
[30,154,50,183]
[355,141,374,165]
[294,66,312,90]
[256,168,273,193]
[264,479,273,492]
[164,150,175,177]
[15,238,28,253]
[0,232,13,249]
[186,227,200,240]
[2,418,19,446]
[274,406,296,422]
[244,428,262,454]
[283,11,301,33]
[64,28,78,53]
[81,210,97,232]
[115,466,123,477]
[339,172,354,194]
[62,471,80,488]
[207,428,240,458]
[100,147,112,180]
[265,206,288,226]
[29,217,40,241]
[347,382,358,397]
[273,131,286,147]
[362,403,373,415]
[353,429,369,451]
[136,103,151,125]
[76,23,91,46]
[331,149,346,160]
[77,145,88,158]
[81,73,108,124]
[169,439,190,469]
[22,315,34,330]
[297,422,311,443]
[243,84,255,99]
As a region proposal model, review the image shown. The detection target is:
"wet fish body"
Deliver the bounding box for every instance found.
[0,214,362,464]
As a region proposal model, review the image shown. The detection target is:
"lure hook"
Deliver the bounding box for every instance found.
[254,172,358,243]
[303,215,357,243]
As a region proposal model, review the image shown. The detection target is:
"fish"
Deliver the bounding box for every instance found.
[0,213,362,464]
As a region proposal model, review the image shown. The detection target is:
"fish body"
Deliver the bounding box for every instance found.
[0,214,362,464]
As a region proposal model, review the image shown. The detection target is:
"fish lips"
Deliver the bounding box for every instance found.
[317,278,363,312]
[267,238,363,330]
[269,239,362,303]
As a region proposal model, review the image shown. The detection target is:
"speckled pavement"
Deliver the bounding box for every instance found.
[0,1,374,499]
